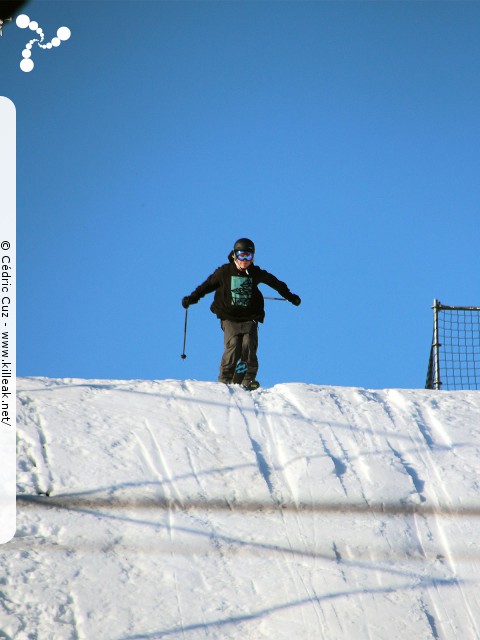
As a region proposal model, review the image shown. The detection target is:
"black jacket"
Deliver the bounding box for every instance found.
[188,255,295,323]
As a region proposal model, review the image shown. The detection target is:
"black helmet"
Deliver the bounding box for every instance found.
[234,238,255,254]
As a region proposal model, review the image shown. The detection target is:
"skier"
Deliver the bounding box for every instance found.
[181,238,301,390]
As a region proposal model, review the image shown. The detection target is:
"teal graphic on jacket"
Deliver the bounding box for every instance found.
[231,275,253,306]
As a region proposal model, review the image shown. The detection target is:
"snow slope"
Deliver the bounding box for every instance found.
[3,377,480,639]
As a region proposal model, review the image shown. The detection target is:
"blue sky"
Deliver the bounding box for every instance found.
[2,0,479,389]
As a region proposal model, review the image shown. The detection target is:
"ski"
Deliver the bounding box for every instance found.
[232,360,247,385]
[231,360,260,390]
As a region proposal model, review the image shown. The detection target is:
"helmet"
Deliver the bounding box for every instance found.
[234,238,255,254]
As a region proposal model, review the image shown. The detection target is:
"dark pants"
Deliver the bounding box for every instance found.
[218,320,258,384]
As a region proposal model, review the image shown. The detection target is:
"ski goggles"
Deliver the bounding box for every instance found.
[235,250,254,261]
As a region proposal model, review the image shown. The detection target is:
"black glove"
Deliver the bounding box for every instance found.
[289,294,301,306]
[182,296,192,309]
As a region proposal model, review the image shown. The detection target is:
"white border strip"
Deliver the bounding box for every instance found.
[0,96,16,543]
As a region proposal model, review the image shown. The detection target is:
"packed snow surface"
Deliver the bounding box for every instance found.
[4,378,480,639]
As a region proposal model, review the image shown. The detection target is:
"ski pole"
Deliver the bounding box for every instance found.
[181,308,188,359]
[264,297,286,301]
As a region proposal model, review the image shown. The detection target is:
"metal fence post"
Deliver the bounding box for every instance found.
[432,299,442,390]
[426,299,442,390]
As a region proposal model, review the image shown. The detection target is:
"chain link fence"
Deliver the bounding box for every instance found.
[426,300,480,390]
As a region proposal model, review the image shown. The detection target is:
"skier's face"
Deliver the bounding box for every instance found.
[234,250,254,270]
[235,251,253,270]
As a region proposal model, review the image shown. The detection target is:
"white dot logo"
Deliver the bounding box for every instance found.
[16,14,71,72]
